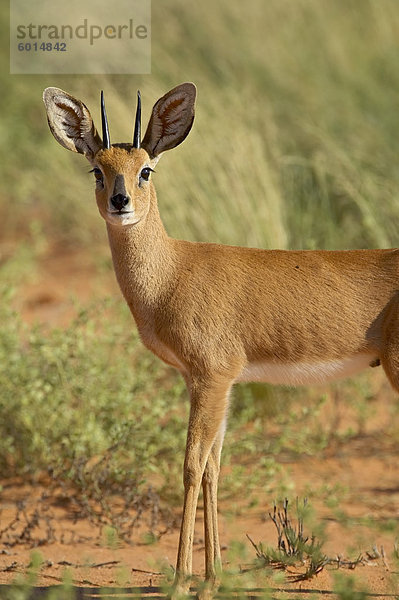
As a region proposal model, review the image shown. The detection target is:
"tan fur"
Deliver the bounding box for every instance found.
[43,84,399,599]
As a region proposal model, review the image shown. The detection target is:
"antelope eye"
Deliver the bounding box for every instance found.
[140,167,153,181]
[90,167,104,183]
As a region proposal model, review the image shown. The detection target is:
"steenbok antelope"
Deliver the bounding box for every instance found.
[44,83,399,599]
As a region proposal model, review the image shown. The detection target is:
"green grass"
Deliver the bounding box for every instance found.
[0,289,186,497]
[247,498,328,580]
[2,0,399,249]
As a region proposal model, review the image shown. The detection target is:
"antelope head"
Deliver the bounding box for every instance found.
[43,83,196,227]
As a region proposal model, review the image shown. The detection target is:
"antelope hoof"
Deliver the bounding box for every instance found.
[196,589,216,600]
[196,579,219,600]
[169,578,191,600]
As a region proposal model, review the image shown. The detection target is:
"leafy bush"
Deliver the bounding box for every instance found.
[0,291,187,500]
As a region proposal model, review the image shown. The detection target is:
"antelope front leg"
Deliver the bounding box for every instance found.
[171,376,231,600]
[199,422,226,599]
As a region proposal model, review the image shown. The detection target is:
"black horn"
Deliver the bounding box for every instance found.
[133,90,141,149]
[101,90,111,150]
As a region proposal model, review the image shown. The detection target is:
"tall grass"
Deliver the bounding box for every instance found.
[2,0,399,249]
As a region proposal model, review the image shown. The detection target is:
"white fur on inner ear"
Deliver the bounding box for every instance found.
[43,87,102,157]
[142,82,196,158]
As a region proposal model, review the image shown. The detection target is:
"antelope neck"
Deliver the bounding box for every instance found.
[105,192,178,315]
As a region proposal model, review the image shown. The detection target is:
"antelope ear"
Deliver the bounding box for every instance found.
[43,87,102,158]
[142,82,196,158]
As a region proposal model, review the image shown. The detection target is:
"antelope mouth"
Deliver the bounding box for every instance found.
[105,210,141,227]
[108,209,134,215]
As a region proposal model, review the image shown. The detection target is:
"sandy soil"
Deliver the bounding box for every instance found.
[1,241,399,598]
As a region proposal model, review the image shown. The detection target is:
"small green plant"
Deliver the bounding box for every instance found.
[1,552,76,600]
[247,498,386,588]
[333,572,368,600]
[102,525,120,549]
[248,498,328,581]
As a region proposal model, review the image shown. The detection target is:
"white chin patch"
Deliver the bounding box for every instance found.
[106,212,138,226]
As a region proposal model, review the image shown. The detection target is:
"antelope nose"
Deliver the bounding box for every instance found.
[111,194,129,211]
